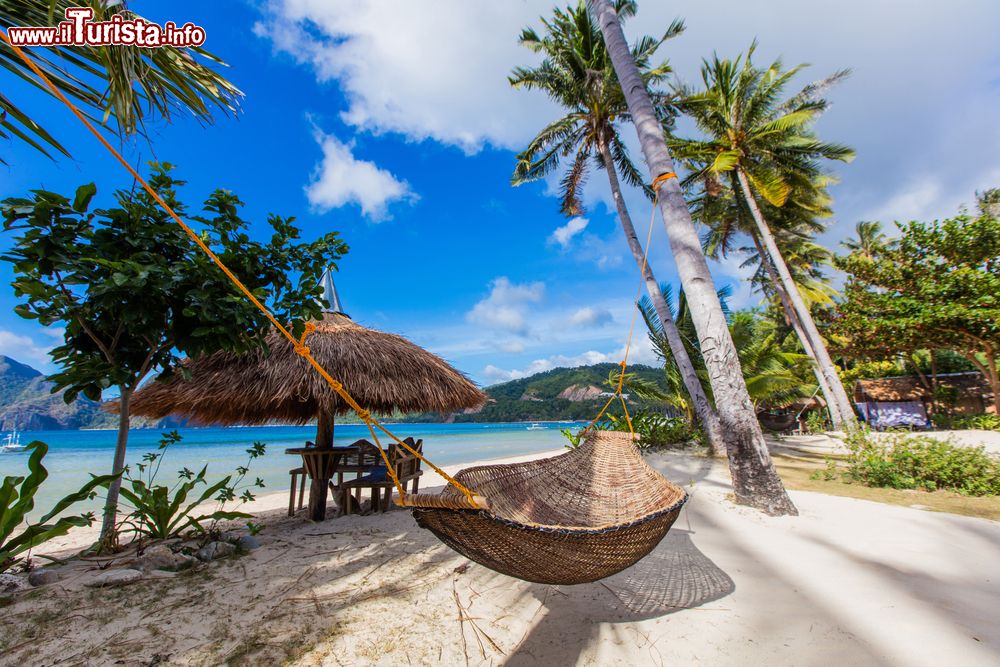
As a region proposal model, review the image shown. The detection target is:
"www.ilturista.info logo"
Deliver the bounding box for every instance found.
[7,7,206,48]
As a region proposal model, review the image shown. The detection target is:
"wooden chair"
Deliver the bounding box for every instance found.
[339,438,424,514]
[288,466,307,516]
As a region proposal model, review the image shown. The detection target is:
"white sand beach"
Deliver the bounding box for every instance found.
[2,445,998,667]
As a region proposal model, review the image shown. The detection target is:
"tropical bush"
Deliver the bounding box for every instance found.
[560,410,703,450]
[116,432,265,541]
[842,430,1000,496]
[803,411,831,434]
[1,441,116,572]
[930,413,1000,432]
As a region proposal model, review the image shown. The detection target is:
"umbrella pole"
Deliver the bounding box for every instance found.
[308,410,335,520]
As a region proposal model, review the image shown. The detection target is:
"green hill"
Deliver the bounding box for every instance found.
[404,362,670,423]
[1,356,670,429]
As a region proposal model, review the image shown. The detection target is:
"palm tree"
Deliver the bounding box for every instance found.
[588,0,796,516]
[637,286,812,415]
[841,221,889,259]
[671,46,858,429]
[1,0,242,163]
[510,1,727,455]
[634,283,729,420]
[694,175,846,425]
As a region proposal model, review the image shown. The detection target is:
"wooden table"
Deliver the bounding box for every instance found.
[285,446,359,521]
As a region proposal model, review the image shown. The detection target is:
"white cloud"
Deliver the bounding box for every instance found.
[0,328,58,369]
[569,307,613,328]
[466,277,544,335]
[496,340,525,354]
[305,130,414,220]
[255,1,559,153]
[482,336,658,385]
[549,217,589,248]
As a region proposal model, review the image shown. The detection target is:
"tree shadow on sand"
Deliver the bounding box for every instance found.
[506,525,733,665]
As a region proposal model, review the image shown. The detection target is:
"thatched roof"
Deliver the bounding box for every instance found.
[124,312,486,425]
[854,372,990,402]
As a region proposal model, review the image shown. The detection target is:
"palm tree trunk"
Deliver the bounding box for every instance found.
[734,167,858,429]
[749,232,845,428]
[596,138,726,455]
[100,386,131,547]
[590,0,796,516]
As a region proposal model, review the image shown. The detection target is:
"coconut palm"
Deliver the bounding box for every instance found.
[841,221,890,259]
[588,0,796,515]
[671,45,858,429]
[694,173,846,424]
[1,0,242,163]
[636,285,811,414]
[510,1,727,455]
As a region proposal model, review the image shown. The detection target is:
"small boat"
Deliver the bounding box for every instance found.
[0,430,25,453]
[526,423,546,431]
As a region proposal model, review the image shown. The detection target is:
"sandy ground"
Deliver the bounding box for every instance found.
[2,447,999,666]
[772,429,1000,456]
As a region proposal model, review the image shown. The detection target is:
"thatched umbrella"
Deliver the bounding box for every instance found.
[126,270,486,519]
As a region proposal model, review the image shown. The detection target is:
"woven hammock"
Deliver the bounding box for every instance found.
[410,430,688,585]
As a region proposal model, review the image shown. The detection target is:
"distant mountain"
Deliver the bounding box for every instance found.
[437,363,670,423]
[0,356,106,430]
[0,356,671,429]
[0,356,174,431]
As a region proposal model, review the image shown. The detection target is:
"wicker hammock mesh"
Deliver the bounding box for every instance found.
[412,430,688,585]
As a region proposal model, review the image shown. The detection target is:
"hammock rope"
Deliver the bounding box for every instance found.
[2,30,675,515]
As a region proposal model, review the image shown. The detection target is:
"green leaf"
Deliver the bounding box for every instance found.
[72,183,97,212]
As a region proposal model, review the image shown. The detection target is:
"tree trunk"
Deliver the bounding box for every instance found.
[100,387,131,546]
[749,232,845,428]
[596,138,726,455]
[308,410,335,520]
[590,0,796,516]
[969,354,1000,415]
[734,167,858,430]
[930,351,939,416]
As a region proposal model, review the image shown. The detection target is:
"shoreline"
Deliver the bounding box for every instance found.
[29,446,569,559]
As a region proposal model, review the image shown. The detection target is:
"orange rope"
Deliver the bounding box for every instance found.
[581,172,673,436]
[0,30,478,508]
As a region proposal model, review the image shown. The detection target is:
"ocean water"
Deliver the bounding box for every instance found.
[0,422,579,520]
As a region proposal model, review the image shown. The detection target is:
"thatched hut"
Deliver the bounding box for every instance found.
[853,372,993,429]
[124,270,485,518]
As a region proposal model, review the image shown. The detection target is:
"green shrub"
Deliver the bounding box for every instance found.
[843,430,1000,496]
[560,411,702,450]
[931,413,1000,431]
[1,442,117,572]
[116,432,265,540]
[804,410,830,434]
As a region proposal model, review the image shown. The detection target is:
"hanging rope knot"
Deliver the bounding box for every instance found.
[356,409,371,423]
[293,343,311,358]
[651,171,677,191]
[619,360,627,369]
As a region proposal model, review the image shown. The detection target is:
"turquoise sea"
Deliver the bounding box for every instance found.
[0,422,578,519]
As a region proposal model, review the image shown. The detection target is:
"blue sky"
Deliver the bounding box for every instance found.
[1,0,998,386]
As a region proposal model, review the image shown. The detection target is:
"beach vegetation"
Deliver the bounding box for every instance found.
[1,165,347,547]
[1,441,116,572]
[670,42,857,428]
[115,431,264,542]
[833,207,1000,415]
[635,284,814,414]
[510,1,727,454]
[839,429,1000,496]
[0,0,242,164]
